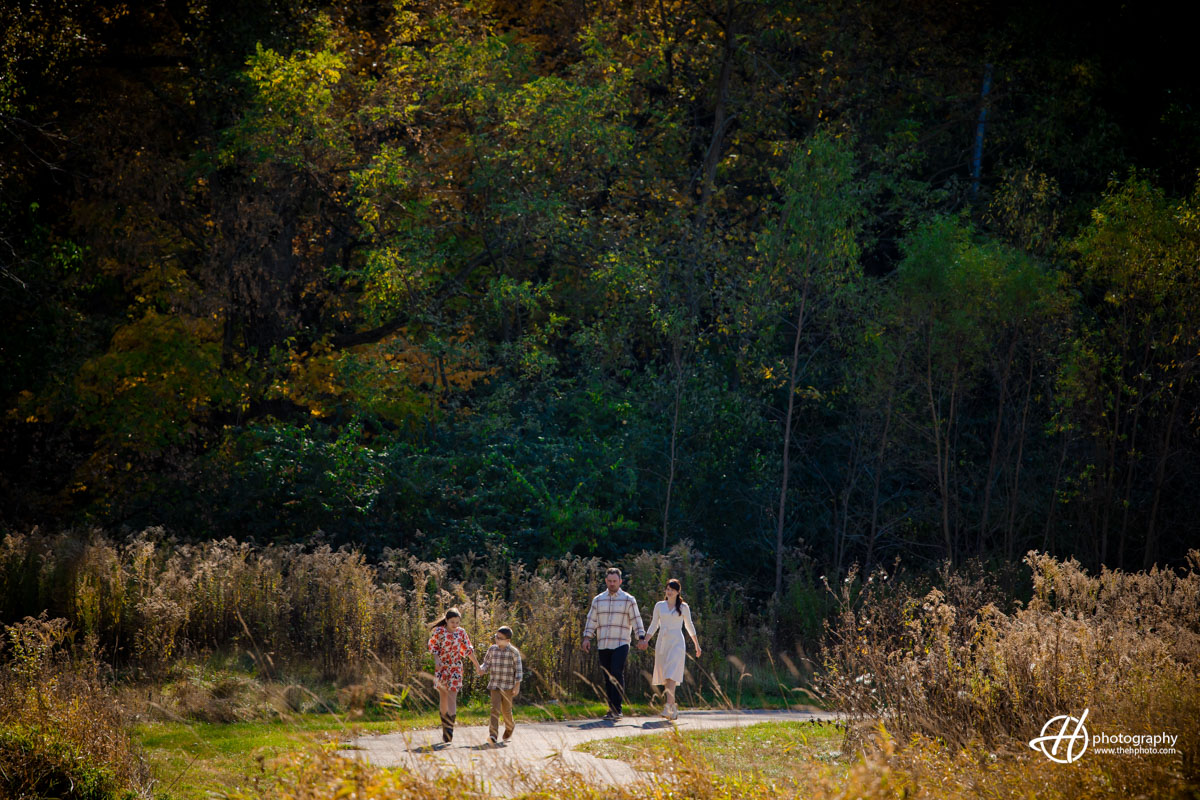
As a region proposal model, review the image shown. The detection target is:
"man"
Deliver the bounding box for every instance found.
[582,567,646,720]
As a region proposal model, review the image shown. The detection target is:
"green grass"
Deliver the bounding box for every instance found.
[577,720,846,783]
[137,716,366,799]
[136,698,660,799]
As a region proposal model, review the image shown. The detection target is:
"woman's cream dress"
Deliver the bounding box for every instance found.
[645,600,697,685]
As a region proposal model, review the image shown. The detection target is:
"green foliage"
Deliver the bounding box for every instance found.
[223,37,352,171]
[3,0,1200,591]
[226,420,392,541]
[74,311,230,455]
[764,131,864,295]
[1058,174,1200,564]
[894,214,1063,376]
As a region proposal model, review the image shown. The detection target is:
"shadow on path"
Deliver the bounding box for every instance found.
[637,720,673,730]
[567,719,619,731]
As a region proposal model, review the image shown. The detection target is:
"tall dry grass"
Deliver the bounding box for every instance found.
[0,530,789,707]
[822,550,1200,794]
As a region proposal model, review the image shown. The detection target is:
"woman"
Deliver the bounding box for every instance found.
[643,578,701,720]
[427,607,481,742]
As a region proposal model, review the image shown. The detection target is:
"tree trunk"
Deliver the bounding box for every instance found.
[775,280,810,599]
[656,0,676,86]
[1004,355,1036,558]
[1100,378,1121,567]
[925,331,955,562]
[946,364,960,559]
[1118,337,1152,568]
[980,336,1016,552]
[1043,431,1069,553]
[662,340,684,550]
[865,370,898,574]
[970,63,994,199]
[1145,379,1184,568]
[696,18,735,225]
[833,428,863,579]
[1100,318,1130,567]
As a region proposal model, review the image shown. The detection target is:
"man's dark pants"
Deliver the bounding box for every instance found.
[598,644,629,714]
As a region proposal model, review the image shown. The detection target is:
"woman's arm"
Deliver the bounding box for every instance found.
[683,605,701,656]
[645,601,662,641]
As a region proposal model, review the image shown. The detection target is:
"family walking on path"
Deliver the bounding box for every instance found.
[428,568,701,744]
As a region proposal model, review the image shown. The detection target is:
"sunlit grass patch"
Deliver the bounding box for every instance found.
[578,720,846,782]
[136,700,652,798]
[135,715,440,798]
[136,717,357,799]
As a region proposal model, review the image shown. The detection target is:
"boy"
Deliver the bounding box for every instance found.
[477,625,523,744]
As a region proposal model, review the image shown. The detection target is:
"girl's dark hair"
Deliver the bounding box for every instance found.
[666,579,683,615]
[431,607,462,629]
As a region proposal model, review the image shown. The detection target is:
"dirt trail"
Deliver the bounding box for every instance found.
[345,709,839,797]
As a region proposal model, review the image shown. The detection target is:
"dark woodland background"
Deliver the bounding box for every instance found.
[3,0,1199,605]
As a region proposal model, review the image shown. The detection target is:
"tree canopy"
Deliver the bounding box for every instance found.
[3,0,1198,596]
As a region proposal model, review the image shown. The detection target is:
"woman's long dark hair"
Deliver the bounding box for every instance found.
[666,579,683,615]
[431,607,462,629]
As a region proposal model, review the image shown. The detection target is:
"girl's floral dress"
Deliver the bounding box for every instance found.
[428,626,474,692]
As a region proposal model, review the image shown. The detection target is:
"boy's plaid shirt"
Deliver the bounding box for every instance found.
[480,644,523,690]
[583,589,645,650]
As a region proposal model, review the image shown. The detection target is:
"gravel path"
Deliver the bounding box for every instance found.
[344,709,839,797]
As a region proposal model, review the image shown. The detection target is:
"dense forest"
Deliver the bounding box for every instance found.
[3,0,1199,600]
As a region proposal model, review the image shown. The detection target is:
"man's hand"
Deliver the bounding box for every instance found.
[513,684,520,698]
[582,638,591,653]
[637,640,648,651]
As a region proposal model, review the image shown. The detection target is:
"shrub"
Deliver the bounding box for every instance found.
[0,726,136,800]
[822,550,1200,792]
[0,615,151,799]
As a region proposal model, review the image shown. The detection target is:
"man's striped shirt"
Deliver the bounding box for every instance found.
[583,589,645,650]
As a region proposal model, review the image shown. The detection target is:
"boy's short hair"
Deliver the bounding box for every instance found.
[497,626,514,639]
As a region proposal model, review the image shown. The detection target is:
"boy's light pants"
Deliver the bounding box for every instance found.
[489,688,515,739]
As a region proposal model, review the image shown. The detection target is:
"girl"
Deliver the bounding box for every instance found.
[643,579,701,720]
[427,608,481,742]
